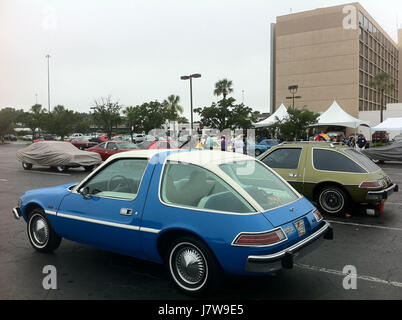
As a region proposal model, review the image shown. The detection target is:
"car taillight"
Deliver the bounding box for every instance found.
[360,181,382,189]
[312,209,323,222]
[233,228,286,247]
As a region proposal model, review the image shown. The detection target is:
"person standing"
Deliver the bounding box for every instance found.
[357,134,367,150]
[220,136,226,151]
[206,135,214,150]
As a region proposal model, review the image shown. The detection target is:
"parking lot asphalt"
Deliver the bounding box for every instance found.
[1,143,402,300]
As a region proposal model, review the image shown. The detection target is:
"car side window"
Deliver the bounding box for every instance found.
[80,159,149,200]
[98,143,106,149]
[160,162,256,214]
[107,142,117,150]
[313,149,366,173]
[262,148,302,170]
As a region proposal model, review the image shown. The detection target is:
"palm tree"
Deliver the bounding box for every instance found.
[214,79,233,100]
[164,95,184,115]
[369,72,395,123]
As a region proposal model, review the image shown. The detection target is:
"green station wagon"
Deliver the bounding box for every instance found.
[258,142,398,216]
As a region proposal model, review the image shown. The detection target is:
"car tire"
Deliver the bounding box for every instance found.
[27,209,62,253]
[56,165,68,173]
[317,185,349,215]
[165,236,222,296]
[22,162,33,170]
[79,145,84,150]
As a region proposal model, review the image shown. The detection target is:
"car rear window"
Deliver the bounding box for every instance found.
[344,149,381,173]
[313,149,366,173]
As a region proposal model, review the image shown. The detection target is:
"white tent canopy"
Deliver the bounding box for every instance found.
[371,118,402,132]
[314,100,370,129]
[253,104,289,128]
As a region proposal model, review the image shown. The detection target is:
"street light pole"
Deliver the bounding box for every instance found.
[46,54,51,113]
[286,85,301,108]
[181,73,201,133]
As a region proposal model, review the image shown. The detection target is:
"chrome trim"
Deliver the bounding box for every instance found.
[366,184,398,201]
[247,221,331,262]
[12,207,22,220]
[44,210,57,216]
[231,227,288,248]
[56,212,161,233]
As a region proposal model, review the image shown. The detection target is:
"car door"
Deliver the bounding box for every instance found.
[56,157,152,257]
[260,147,305,194]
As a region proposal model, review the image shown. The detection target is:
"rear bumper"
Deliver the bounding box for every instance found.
[245,221,333,273]
[12,207,22,220]
[366,184,399,202]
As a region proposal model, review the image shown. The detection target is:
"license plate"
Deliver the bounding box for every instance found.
[294,219,306,237]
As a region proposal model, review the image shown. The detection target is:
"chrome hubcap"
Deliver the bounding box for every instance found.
[31,216,49,246]
[321,190,343,213]
[176,247,206,284]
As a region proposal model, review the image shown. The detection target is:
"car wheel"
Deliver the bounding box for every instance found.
[56,165,68,172]
[84,165,94,172]
[79,145,84,150]
[166,236,222,295]
[22,162,33,170]
[317,185,349,215]
[27,209,62,253]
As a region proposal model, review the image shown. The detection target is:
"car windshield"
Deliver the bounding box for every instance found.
[219,160,299,211]
[344,149,381,173]
[118,142,138,149]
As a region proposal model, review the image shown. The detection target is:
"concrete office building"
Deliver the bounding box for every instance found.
[270,2,400,119]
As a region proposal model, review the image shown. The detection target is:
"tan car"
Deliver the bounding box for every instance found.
[258,142,398,216]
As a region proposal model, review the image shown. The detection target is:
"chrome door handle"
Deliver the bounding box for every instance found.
[120,208,133,216]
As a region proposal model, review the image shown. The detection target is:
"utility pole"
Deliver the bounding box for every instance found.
[46,54,51,112]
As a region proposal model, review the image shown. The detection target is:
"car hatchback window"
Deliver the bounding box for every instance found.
[313,149,366,173]
[262,148,302,169]
[161,161,256,214]
[80,158,148,200]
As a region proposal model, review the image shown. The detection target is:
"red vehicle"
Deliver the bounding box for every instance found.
[70,137,98,150]
[372,131,389,143]
[87,141,139,161]
[136,140,180,150]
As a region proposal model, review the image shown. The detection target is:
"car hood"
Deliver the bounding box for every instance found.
[261,197,315,228]
[20,183,78,214]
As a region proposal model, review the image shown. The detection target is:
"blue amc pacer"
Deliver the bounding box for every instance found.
[13,149,333,294]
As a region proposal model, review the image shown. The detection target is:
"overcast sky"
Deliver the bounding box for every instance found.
[0,0,401,121]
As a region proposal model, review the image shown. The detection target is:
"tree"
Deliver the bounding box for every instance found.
[44,105,76,140]
[213,79,233,100]
[270,107,319,141]
[370,72,395,123]
[92,96,122,139]
[124,101,169,138]
[0,108,17,141]
[163,95,184,120]
[194,98,256,132]
[18,104,47,140]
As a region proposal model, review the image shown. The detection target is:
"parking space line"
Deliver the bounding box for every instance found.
[326,220,402,232]
[295,263,402,288]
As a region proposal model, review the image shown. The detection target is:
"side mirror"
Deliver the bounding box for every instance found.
[81,186,91,200]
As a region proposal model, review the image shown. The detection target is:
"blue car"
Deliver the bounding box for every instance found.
[249,139,279,157]
[13,149,333,295]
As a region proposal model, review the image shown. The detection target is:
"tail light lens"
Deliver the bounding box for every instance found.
[312,209,323,222]
[233,228,286,247]
[360,181,382,189]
